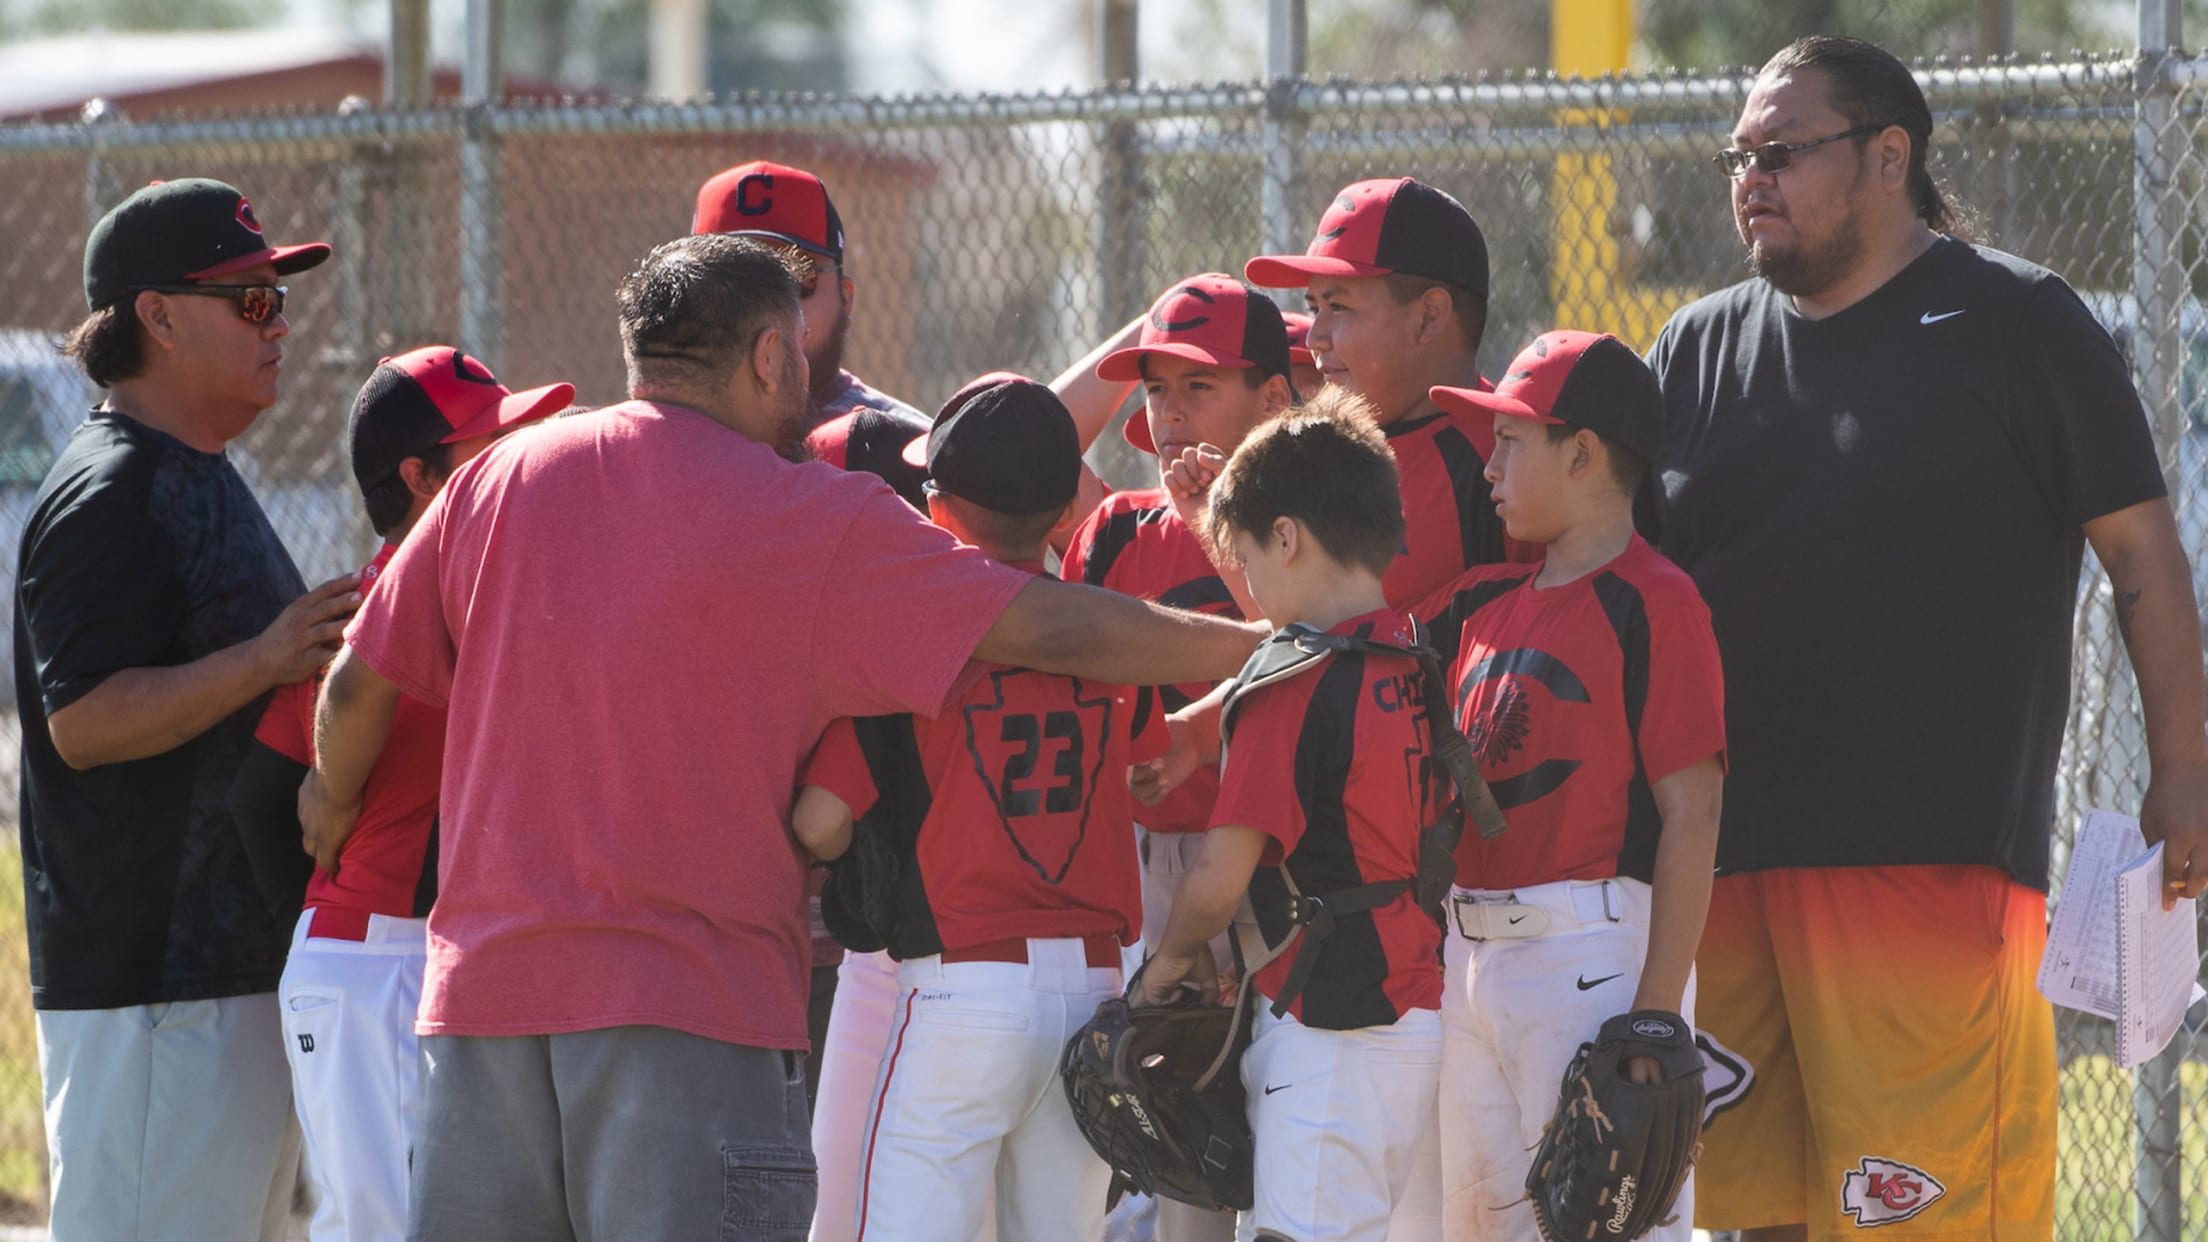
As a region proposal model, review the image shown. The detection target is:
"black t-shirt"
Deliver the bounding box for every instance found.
[1646,239,2166,890]
[13,411,305,1009]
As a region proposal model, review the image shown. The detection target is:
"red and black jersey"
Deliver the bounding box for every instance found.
[804,578,1166,958]
[254,543,443,922]
[804,401,932,511]
[1212,609,1444,1031]
[1061,488,1241,834]
[1382,398,1540,608]
[1412,536,1726,891]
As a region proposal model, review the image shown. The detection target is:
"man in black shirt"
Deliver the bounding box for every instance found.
[1648,37,2208,1242]
[14,178,358,1241]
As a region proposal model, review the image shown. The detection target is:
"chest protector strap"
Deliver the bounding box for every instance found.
[1218,622,1508,1018]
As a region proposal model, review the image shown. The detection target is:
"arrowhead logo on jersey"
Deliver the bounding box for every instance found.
[1840,1156,1945,1227]
[963,671,1116,884]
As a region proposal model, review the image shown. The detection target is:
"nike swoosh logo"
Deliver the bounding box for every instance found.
[1576,973,1622,991]
[1507,914,1529,925]
[1263,1083,1295,1095]
[1919,309,1965,325]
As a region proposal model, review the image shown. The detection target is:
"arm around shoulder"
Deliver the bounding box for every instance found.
[977,578,1264,688]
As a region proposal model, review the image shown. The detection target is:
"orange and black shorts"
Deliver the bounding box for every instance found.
[1693,864,2055,1239]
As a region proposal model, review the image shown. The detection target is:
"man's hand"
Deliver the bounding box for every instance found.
[1133,947,1218,1008]
[1161,444,1229,531]
[2140,755,2208,908]
[298,766,362,876]
[256,575,361,686]
[1132,716,1200,806]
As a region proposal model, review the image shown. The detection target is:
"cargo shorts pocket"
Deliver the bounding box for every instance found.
[721,1144,817,1242]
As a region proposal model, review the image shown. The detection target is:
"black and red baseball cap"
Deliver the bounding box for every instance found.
[1429,330,1663,467]
[1283,311,1316,367]
[901,372,1081,516]
[347,346,574,494]
[1096,274,1291,454]
[1245,177,1488,303]
[84,178,330,312]
[692,161,846,264]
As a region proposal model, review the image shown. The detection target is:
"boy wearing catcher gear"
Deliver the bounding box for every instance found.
[794,375,1164,1242]
[1137,393,1446,1242]
[228,347,569,1242]
[1413,332,1725,1242]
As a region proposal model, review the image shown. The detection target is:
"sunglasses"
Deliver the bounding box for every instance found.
[797,265,842,299]
[1713,123,1888,178]
[134,283,287,324]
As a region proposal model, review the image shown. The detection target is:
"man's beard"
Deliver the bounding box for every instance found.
[807,310,849,406]
[1746,202,1867,299]
[775,354,815,463]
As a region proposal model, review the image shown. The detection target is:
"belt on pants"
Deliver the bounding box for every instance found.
[940,934,1121,968]
[1448,879,1624,942]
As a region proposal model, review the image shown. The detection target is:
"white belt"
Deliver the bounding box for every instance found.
[1449,878,1623,941]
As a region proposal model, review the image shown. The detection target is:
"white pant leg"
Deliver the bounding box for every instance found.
[281,914,428,1242]
[1438,880,1695,1242]
[858,944,1119,1242]
[1238,1007,1442,1242]
[1139,830,1242,1242]
[813,949,902,1242]
[39,994,302,1242]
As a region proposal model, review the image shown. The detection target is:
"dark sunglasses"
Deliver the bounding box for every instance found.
[134,283,287,324]
[797,265,842,299]
[1713,123,1888,178]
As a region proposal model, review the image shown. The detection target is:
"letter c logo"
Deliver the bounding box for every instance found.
[737,174,775,217]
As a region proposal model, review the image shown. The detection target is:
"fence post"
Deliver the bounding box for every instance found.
[2131,2,2186,1238]
[461,0,507,364]
[1261,0,1307,296]
[1096,0,1146,331]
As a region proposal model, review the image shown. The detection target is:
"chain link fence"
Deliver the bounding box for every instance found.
[0,50,2205,1234]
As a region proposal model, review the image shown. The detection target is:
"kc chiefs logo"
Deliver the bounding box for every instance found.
[962,671,1114,885]
[1840,1156,1946,1228]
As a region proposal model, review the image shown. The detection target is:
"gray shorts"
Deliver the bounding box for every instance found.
[407,1025,815,1242]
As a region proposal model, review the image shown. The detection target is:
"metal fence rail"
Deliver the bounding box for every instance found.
[1,52,2204,1234]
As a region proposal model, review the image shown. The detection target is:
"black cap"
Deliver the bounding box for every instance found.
[900,373,1081,515]
[83,178,331,312]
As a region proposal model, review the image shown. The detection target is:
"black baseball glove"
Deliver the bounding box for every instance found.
[1525,1009,1705,1242]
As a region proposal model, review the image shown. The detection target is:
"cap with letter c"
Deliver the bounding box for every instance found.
[1096,274,1292,455]
[347,346,574,495]
[1244,176,1488,305]
[692,160,846,265]
[83,178,330,312]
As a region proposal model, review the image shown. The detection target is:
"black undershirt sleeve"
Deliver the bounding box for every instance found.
[227,740,314,933]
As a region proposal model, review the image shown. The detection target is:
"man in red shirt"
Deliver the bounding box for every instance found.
[228,347,569,1242]
[1246,176,1537,606]
[300,234,1263,1240]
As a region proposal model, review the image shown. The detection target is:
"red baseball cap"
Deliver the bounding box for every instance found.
[347,347,574,492]
[1245,177,1488,303]
[1429,330,1664,467]
[1283,311,1316,367]
[692,161,846,263]
[1097,275,1292,454]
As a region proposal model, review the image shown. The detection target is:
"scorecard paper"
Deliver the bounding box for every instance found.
[2038,810,2204,1067]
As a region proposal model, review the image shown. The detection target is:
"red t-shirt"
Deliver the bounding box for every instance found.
[805,570,1166,954]
[1412,536,1727,891]
[256,542,442,921]
[1060,488,1239,835]
[344,400,1032,1048]
[1382,399,1539,608]
[1211,609,1444,1030]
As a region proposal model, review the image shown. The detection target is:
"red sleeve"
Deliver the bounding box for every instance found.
[811,488,1032,721]
[1059,500,1107,584]
[802,717,880,820]
[252,680,315,765]
[1637,598,1728,783]
[1208,683,1309,865]
[1126,685,1168,765]
[344,490,459,709]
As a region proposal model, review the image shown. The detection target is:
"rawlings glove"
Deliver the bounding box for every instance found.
[1526,1009,1704,1241]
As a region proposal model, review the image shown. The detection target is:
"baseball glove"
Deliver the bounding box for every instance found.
[1525,1009,1704,1242]
[1059,984,1255,1213]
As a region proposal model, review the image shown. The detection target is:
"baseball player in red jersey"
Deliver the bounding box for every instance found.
[226,347,569,1242]
[1058,273,1293,1242]
[1412,333,1726,1242]
[793,376,1164,1242]
[1138,393,1446,1242]
[1246,177,1539,608]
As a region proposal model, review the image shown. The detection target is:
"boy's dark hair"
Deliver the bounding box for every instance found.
[1383,273,1485,355]
[617,233,807,392]
[59,304,146,388]
[1202,387,1404,578]
[1541,423,1648,496]
[1761,35,1959,236]
[932,492,1062,557]
[360,441,457,538]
